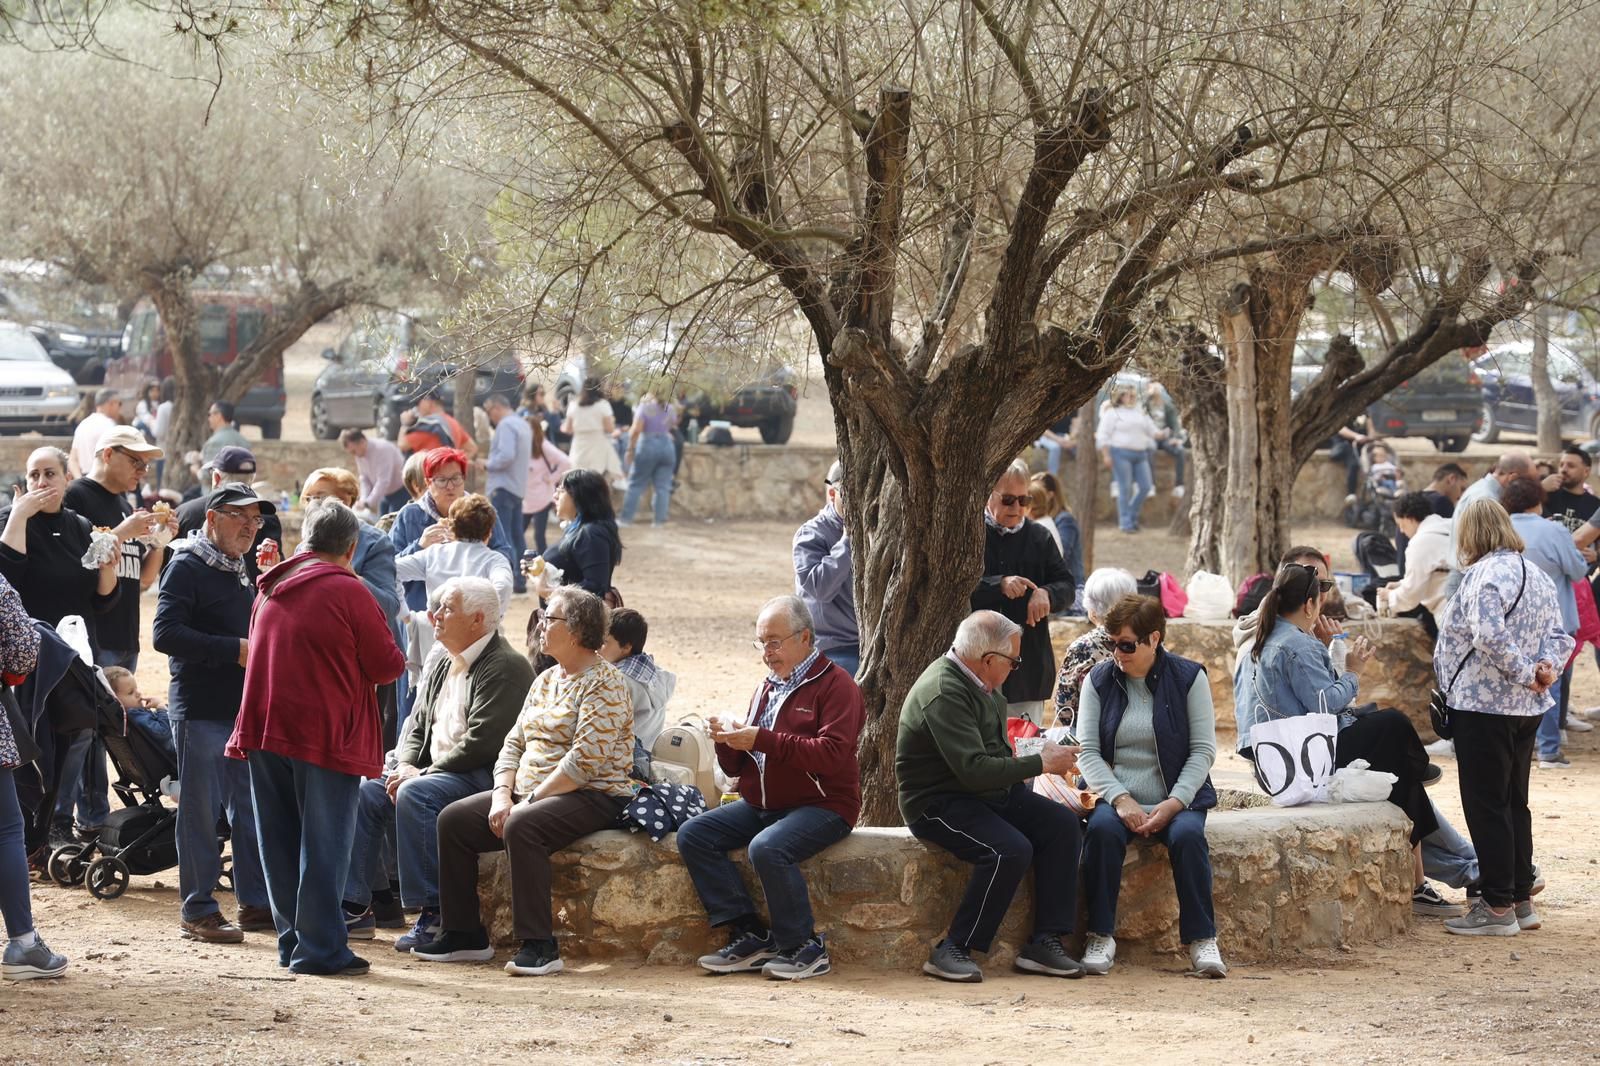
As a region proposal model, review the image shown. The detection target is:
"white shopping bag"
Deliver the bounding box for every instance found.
[1249,712,1339,807]
[1185,571,1234,621]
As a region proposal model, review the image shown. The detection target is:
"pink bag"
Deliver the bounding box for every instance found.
[1158,572,1188,618]
[1570,579,1600,669]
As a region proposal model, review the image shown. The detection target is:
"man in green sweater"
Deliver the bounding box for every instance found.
[896,609,1085,983]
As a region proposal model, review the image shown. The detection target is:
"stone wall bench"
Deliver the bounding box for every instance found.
[476,802,1412,967]
[1049,617,1440,741]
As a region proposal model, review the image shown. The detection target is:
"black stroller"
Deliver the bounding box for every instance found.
[47,675,180,901]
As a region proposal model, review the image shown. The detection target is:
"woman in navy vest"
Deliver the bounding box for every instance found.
[1076,595,1224,978]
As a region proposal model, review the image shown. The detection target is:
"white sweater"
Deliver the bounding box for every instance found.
[1391,513,1455,615]
[1096,406,1160,451]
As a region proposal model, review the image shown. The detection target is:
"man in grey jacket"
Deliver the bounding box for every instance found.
[792,460,859,676]
[340,576,533,952]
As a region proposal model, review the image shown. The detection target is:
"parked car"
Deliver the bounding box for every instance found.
[310,313,526,440]
[26,317,123,385]
[0,322,85,435]
[1290,339,1480,451]
[1472,339,1600,443]
[556,353,801,445]
[109,293,286,437]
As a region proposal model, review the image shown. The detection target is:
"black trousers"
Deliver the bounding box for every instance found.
[1336,709,1438,844]
[1452,711,1539,908]
[908,783,1081,953]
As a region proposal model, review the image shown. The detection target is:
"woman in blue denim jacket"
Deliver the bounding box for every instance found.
[1251,563,1441,881]
[1432,498,1572,937]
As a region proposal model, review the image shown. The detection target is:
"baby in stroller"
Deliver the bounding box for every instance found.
[1343,441,1404,537]
[102,666,176,763]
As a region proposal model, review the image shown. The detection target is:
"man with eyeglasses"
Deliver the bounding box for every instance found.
[971,458,1076,725]
[153,483,275,944]
[677,595,864,982]
[896,609,1085,983]
[172,446,283,583]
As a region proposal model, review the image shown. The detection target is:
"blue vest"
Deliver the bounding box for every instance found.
[1088,648,1216,811]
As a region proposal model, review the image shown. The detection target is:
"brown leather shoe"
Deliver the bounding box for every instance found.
[181,912,244,944]
[237,905,275,933]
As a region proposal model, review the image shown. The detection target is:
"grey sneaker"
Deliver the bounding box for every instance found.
[1081,933,1116,975]
[3,936,69,981]
[761,935,831,981]
[1014,935,1085,978]
[697,929,776,974]
[1537,755,1572,769]
[1514,901,1541,930]
[1444,900,1519,937]
[923,938,983,983]
[1189,938,1228,978]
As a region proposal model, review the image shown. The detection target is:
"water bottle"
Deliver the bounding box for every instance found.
[1329,633,1348,674]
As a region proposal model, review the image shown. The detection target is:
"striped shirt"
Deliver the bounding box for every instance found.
[497,658,635,798]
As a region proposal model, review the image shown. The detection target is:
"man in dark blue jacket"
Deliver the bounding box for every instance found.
[153,484,272,945]
[792,461,859,677]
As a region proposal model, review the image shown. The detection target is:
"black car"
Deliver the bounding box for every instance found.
[1290,338,1479,451]
[681,366,799,444]
[310,314,526,440]
[27,320,123,384]
[1472,339,1600,444]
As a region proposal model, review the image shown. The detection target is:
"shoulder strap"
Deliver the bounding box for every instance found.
[1446,557,1529,698]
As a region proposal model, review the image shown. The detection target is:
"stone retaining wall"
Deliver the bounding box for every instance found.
[477,803,1412,967]
[1049,617,1440,740]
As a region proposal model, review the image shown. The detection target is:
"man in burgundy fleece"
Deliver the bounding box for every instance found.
[228,501,406,977]
[677,594,864,982]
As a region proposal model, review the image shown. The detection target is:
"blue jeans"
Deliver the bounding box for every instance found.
[1537,671,1566,760]
[526,505,553,553]
[382,487,410,515]
[174,718,267,920]
[1083,802,1215,943]
[1420,803,1480,889]
[1034,437,1064,477]
[247,750,361,973]
[621,434,676,525]
[490,489,528,593]
[55,647,136,827]
[1,767,33,938]
[676,800,850,950]
[824,645,860,679]
[345,767,492,910]
[1108,447,1153,532]
[1153,439,1186,487]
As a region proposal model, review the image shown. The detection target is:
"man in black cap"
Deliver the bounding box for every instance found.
[153,482,275,944]
[174,446,283,582]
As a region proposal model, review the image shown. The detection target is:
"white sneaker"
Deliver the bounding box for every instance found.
[1189,938,1227,978]
[1171,485,1186,499]
[1566,718,1593,733]
[1580,706,1600,722]
[1424,738,1455,758]
[1081,933,1116,975]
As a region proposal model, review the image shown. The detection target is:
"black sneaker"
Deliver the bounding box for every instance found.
[504,938,563,977]
[372,895,406,930]
[291,953,371,977]
[1421,764,1443,787]
[696,929,777,974]
[923,938,983,983]
[1015,935,1085,978]
[411,926,494,963]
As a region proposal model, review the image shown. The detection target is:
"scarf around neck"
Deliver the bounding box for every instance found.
[984,511,1025,536]
[170,530,250,588]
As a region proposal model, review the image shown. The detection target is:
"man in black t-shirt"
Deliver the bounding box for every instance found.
[54,426,174,837]
[1544,447,1600,534]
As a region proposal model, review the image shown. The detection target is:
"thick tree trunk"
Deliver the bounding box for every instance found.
[1175,337,1228,576]
[1068,398,1099,572]
[1532,303,1562,454]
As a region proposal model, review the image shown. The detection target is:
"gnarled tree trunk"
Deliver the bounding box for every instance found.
[1170,330,1227,576]
[1531,303,1562,454]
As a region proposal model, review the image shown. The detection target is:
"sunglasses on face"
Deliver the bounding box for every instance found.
[995,494,1029,508]
[1112,637,1149,655]
[982,650,1023,671]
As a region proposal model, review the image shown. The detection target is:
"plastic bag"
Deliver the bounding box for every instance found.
[80,529,119,569]
[1249,711,1339,807]
[1323,758,1398,804]
[1185,571,1234,621]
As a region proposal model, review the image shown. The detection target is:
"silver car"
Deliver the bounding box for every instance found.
[0,322,83,434]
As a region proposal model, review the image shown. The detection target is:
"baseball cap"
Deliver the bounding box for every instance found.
[826,460,844,485]
[207,482,277,516]
[96,425,163,459]
[213,446,257,475]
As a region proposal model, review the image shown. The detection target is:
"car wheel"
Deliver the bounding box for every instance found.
[759,410,796,445]
[1472,402,1500,444]
[258,418,282,440]
[310,395,337,440]
[1435,435,1470,453]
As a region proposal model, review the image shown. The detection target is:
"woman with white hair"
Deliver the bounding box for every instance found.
[1051,568,1139,729]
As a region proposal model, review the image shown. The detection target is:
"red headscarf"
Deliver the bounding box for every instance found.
[422,447,469,480]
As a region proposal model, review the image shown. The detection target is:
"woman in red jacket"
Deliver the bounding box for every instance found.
[228,501,406,977]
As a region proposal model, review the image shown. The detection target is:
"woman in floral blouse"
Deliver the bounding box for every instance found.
[0,572,69,980]
[1433,499,1572,937]
[1052,568,1138,729]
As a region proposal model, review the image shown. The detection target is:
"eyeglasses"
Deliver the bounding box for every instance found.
[216,508,266,528]
[430,476,465,488]
[544,614,567,625]
[995,494,1029,508]
[113,447,150,471]
[751,631,800,653]
[1112,637,1148,655]
[983,650,1023,671]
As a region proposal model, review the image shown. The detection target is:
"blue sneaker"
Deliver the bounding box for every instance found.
[395,909,441,953]
[344,907,377,941]
[3,936,69,981]
[696,929,776,974]
[762,934,830,981]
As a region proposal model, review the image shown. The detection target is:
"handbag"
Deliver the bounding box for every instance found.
[1430,560,1526,740]
[1249,708,1340,807]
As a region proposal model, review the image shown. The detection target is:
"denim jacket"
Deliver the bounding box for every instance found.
[1252,619,1361,730]
[1433,550,1574,718]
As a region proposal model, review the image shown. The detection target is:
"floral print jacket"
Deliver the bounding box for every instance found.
[1434,550,1574,718]
[0,572,40,768]
[1052,627,1114,730]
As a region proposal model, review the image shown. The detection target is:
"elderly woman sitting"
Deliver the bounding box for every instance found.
[1051,568,1139,729]
[415,587,635,976]
[1075,594,1223,978]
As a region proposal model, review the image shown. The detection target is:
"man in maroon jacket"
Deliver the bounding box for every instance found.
[227,501,406,977]
[677,594,864,982]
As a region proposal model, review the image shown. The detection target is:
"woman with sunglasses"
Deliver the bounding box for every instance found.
[1075,594,1224,978]
[1252,561,1442,882]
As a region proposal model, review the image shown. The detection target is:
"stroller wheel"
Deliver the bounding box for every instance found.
[48,844,89,887]
[217,855,234,893]
[86,856,131,901]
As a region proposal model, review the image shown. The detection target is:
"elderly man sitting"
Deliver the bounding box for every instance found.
[896,610,1084,982]
[340,576,533,951]
[677,595,864,981]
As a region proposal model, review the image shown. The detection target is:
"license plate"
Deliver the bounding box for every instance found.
[1422,409,1455,422]
[0,405,32,416]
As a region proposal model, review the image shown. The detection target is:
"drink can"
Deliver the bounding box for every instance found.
[258,538,280,567]
[720,792,741,807]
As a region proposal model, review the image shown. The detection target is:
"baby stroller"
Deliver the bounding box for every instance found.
[47,676,179,901]
[1341,441,1402,540]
